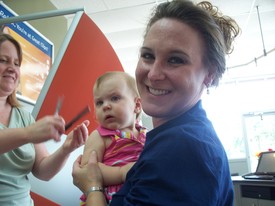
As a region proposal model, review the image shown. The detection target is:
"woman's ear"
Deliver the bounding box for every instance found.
[203,70,214,87]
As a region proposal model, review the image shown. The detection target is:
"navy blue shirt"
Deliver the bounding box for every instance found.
[111,100,233,206]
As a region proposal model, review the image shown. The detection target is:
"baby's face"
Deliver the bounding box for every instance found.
[94,77,137,130]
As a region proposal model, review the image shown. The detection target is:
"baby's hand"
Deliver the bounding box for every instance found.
[63,120,90,153]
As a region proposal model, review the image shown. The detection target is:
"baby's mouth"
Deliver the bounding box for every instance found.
[105,115,114,120]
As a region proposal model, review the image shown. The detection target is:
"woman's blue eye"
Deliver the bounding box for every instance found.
[168,56,187,64]
[141,52,154,60]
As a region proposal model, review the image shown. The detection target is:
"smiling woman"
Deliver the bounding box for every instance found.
[0,33,90,206]
[72,1,240,206]
[136,18,208,127]
[0,33,22,108]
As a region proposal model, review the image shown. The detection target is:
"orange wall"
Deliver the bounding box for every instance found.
[35,13,124,134]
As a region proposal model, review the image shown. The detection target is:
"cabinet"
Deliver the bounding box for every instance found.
[241,197,275,206]
[232,176,275,206]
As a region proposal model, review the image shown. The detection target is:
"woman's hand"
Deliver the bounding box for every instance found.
[26,115,65,143]
[72,151,104,194]
[62,120,90,153]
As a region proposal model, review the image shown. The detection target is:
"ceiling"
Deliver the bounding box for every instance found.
[49,0,275,78]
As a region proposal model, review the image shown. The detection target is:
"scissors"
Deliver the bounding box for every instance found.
[54,96,64,115]
[65,105,91,130]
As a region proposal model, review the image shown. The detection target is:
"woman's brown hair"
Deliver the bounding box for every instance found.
[144,0,240,87]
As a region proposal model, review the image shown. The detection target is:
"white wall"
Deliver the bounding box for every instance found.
[18,100,84,205]
[29,139,84,205]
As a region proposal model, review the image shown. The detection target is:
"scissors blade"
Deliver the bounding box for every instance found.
[54,96,64,115]
[65,105,91,130]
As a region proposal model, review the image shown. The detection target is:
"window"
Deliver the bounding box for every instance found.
[202,54,275,163]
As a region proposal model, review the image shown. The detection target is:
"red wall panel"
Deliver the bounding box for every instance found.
[35,13,124,134]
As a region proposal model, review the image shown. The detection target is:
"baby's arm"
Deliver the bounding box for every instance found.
[81,130,135,186]
[81,130,105,165]
[99,162,135,184]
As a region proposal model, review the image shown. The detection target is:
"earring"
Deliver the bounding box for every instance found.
[206,83,210,95]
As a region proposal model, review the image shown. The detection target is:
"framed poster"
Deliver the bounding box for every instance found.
[0,2,54,103]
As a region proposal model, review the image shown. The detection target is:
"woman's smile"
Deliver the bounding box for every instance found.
[147,86,171,96]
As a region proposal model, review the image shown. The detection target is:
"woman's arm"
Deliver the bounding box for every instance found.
[0,127,30,154]
[32,120,89,181]
[72,151,135,206]
[73,152,107,206]
[0,115,65,154]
